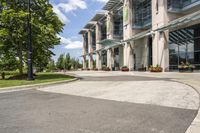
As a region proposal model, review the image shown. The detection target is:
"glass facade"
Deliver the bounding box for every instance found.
[133,0,152,29]
[101,20,107,40]
[114,47,120,68]
[169,24,200,70]
[92,29,96,50]
[168,0,200,11]
[85,33,89,53]
[113,9,123,37]
[101,50,107,66]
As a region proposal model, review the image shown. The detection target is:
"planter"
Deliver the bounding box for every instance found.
[138,68,146,72]
[121,68,129,72]
[150,70,162,72]
[94,68,98,71]
[150,67,163,72]
[179,68,194,73]
[102,67,110,71]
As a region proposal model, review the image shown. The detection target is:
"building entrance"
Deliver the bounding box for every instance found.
[169,23,200,70]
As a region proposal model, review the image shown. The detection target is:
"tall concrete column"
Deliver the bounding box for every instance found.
[88,30,94,69]
[82,34,87,69]
[106,12,114,69]
[152,0,169,72]
[123,0,133,70]
[82,56,87,69]
[96,22,102,69]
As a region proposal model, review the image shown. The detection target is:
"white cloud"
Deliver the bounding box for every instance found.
[58,35,83,49]
[53,0,87,23]
[94,0,109,3]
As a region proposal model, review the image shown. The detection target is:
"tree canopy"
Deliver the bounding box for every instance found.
[0,0,64,74]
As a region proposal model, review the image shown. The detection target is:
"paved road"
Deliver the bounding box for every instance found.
[0,71,199,133]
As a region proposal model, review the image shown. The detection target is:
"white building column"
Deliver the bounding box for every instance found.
[88,30,94,69]
[96,22,102,70]
[82,56,87,69]
[123,0,133,70]
[82,34,87,69]
[106,12,114,69]
[152,0,169,72]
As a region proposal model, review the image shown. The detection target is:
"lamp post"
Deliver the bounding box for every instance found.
[27,0,34,80]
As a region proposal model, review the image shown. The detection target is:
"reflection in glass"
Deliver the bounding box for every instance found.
[169,24,200,70]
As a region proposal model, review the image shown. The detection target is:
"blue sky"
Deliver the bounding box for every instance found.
[50,0,108,62]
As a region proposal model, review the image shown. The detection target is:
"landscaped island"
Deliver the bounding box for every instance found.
[0,72,74,88]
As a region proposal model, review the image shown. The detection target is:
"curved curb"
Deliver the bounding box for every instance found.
[0,78,79,93]
[171,79,200,133]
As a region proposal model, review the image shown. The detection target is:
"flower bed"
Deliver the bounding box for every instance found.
[178,62,195,73]
[94,68,98,71]
[102,66,110,71]
[149,65,163,72]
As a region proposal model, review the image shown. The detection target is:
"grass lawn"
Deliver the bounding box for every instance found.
[0,72,74,88]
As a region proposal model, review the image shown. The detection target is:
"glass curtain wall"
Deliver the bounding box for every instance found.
[168,0,200,10]
[169,24,200,70]
[101,20,107,40]
[92,29,96,51]
[113,9,123,37]
[101,50,107,66]
[133,0,152,28]
[114,47,120,68]
[85,33,89,53]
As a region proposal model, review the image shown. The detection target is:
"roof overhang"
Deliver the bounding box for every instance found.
[103,0,122,11]
[78,29,88,34]
[155,10,200,32]
[91,11,107,21]
[98,39,123,50]
[124,30,153,43]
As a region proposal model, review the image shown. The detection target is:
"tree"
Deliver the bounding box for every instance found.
[0,52,19,71]
[64,53,71,70]
[56,53,82,71]
[47,59,56,71]
[56,54,65,70]
[0,0,64,75]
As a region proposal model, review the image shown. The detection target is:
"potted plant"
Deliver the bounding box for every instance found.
[178,62,195,72]
[138,64,146,72]
[149,65,163,72]
[94,68,98,71]
[102,65,110,71]
[121,66,129,72]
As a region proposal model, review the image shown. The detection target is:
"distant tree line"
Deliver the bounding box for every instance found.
[47,53,82,72]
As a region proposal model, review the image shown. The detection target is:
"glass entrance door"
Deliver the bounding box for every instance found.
[169,24,200,71]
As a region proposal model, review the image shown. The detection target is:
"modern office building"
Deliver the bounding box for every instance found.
[79,0,200,72]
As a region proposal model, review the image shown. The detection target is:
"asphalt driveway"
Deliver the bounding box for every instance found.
[0,71,199,133]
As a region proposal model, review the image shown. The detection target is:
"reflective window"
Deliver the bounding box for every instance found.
[101,21,107,40]
[133,0,152,28]
[92,29,96,50]
[169,24,200,70]
[85,33,89,53]
[113,9,123,36]
[168,0,200,10]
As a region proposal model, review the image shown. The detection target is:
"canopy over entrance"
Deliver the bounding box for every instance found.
[124,30,153,43]
[98,39,123,50]
[155,10,200,32]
